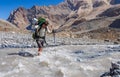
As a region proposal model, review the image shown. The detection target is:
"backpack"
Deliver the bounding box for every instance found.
[32,17,46,39]
[32,29,38,39]
[38,17,46,26]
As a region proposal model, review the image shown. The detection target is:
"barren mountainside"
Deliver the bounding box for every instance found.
[0,19,18,32]
[6,0,120,42]
[7,0,120,29]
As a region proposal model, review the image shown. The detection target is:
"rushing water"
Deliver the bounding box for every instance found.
[0,45,120,77]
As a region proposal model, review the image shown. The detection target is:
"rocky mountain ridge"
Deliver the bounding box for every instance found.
[8,0,120,29]
[5,0,120,42]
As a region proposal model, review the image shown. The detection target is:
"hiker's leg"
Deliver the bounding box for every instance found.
[38,41,44,55]
[36,40,44,56]
[38,48,42,56]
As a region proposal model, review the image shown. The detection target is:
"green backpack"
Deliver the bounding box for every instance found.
[38,17,46,26]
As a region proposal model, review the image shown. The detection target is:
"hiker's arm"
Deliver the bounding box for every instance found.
[47,26,51,33]
[46,26,53,33]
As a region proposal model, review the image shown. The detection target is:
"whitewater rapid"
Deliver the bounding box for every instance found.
[0,45,120,77]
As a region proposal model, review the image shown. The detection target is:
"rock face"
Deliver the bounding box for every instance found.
[7,1,73,30]
[98,5,120,17]
[75,0,93,17]
[93,0,110,7]
[100,61,120,77]
[8,7,29,29]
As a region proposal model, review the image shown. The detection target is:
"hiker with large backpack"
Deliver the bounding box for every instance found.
[32,17,54,56]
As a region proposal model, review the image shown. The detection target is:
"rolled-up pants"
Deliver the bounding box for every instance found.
[36,39,44,48]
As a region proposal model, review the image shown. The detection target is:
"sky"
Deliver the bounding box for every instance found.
[0,0,64,20]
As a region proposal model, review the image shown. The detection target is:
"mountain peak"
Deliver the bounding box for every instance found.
[7,0,120,32]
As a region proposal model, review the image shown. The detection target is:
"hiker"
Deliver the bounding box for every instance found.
[32,17,54,56]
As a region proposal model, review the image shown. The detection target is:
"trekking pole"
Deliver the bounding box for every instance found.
[53,29,56,45]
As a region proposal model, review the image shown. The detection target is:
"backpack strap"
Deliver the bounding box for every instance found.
[37,26,42,32]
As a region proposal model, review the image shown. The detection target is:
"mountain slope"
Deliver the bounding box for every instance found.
[7,0,120,42]
[0,19,18,32]
[7,0,115,30]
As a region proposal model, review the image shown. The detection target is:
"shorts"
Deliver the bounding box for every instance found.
[36,39,44,48]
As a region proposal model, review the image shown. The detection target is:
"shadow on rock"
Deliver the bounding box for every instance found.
[26,24,33,30]
[8,51,34,57]
[109,19,120,28]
